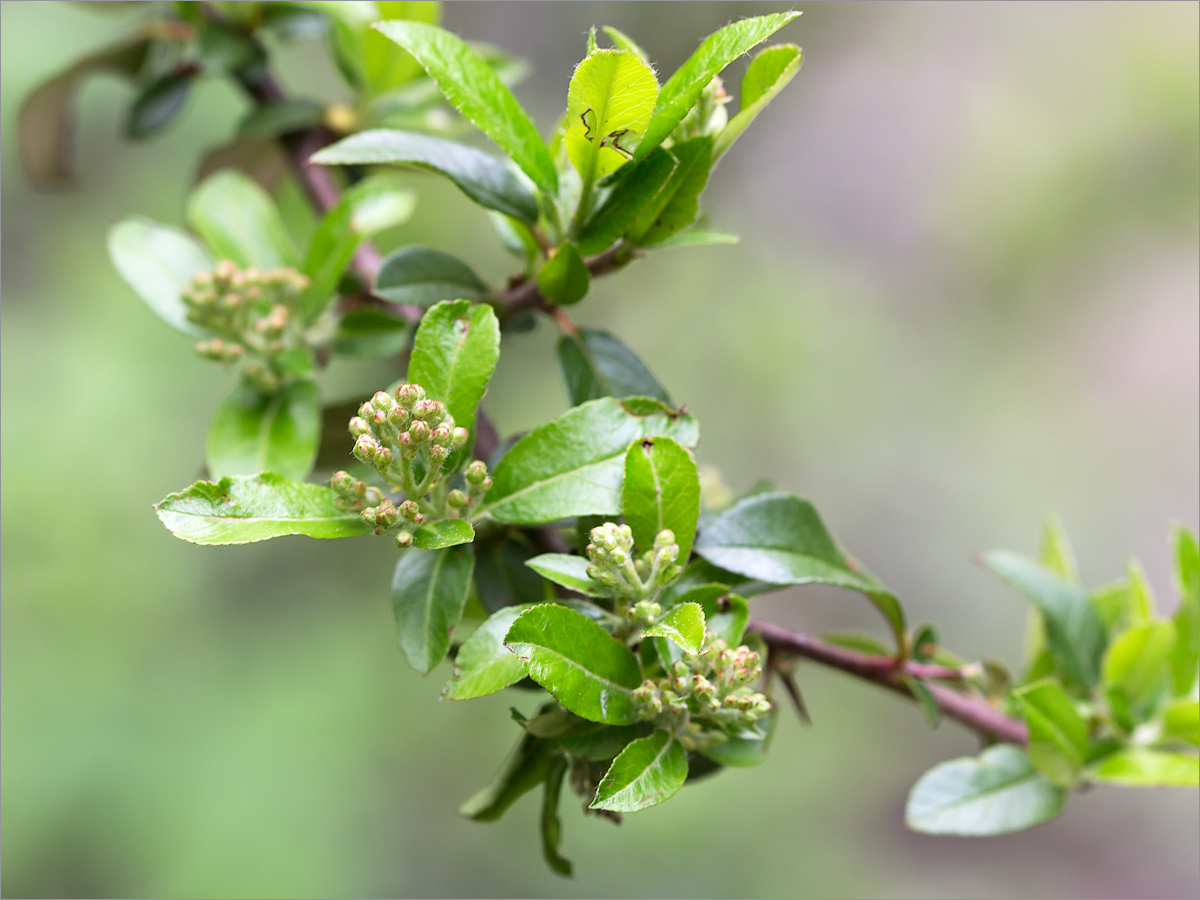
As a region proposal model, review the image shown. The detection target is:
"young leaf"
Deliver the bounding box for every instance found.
[206,378,320,481]
[108,218,212,335]
[525,554,611,597]
[504,603,642,724]
[445,604,533,700]
[155,474,371,544]
[392,544,475,674]
[694,492,906,646]
[373,21,558,194]
[413,518,475,549]
[635,12,800,160]
[577,148,676,254]
[699,707,778,768]
[1037,511,1079,580]
[555,326,673,407]
[565,49,659,183]
[642,602,705,655]
[536,243,590,306]
[374,246,487,307]
[541,756,572,877]
[483,397,699,525]
[623,435,700,561]
[981,551,1106,691]
[460,731,556,821]
[1162,697,1200,746]
[333,307,411,358]
[629,136,713,247]
[648,228,740,250]
[1171,525,1199,696]
[186,169,298,269]
[590,729,688,812]
[311,130,540,224]
[1102,621,1175,721]
[601,26,650,64]
[1088,749,1199,788]
[905,744,1066,836]
[671,585,750,646]
[1014,678,1091,788]
[407,300,500,442]
[713,44,803,161]
[474,537,547,613]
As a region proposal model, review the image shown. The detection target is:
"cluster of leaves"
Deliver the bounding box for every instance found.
[25,0,1197,878]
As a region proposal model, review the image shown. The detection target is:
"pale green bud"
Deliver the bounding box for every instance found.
[447,490,467,508]
[451,427,469,448]
[428,444,450,464]
[465,461,488,485]
[349,417,370,437]
[371,391,394,412]
[399,500,421,520]
[395,530,413,548]
[407,420,429,443]
[395,383,424,405]
[331,471,354,493]
[353,435,378,463]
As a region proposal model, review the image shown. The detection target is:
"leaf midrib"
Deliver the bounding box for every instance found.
[510,641,635,696]
[911,767,1043,823]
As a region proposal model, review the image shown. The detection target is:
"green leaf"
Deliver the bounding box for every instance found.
[474,537,547,613]
[629,136,713,247]
[333,307,411,358]
[413,518,475,549]
[694,492,906,646]
[329,0,438,95]
[1014,677,1091,788]
[525,554,611,597]
[699,707,778,768]
[1102,621,1175,721]
[155,473,370,544]
[642,602,705,655]
[1162,697,1200,747]
[108,218,212,335]
[537,243,589,306]
[392,545,475,674]
[905,744,1066,836]
[460,731,556,821]
[635,12,800,161]
[311,130,540,224]
[1088,749,1199,787]
[206,379,320,481]
[187,170,298,269]
[646,228,740,250]
[125,71,193,140]
[902,675,942,729]
[981,551,1106,691]
[590,729,688,812]
[1126,558,1157,623]
[373,21,558,194]
[559,720,644,762]
[541,756,572,877]
[237,99,324,140]
[601,26,650,64]
[1037,511,1079,580]
[445,604,532,700]
[713,44,802,160]
[555,326,672,407]
[1171,525,1199,696]
[623,435,700,561]
[374,246,486,307]
[670,585,750,646]
[504,604,642,724]
[407,300,500,443]
[577,148,676,255]
[565,49,659,182]
[483,397,699,525]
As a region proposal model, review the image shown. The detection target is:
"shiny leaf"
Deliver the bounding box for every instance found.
[187,169,298,269]
[392,545,475,674]
[206,379,320,481]
[623,435,699,561]
[108,218,212,335]
[590,729,687,812]
[713,44,802,160]
[555,326,672,407]
[445,604,532,700]
[375,246,486,307]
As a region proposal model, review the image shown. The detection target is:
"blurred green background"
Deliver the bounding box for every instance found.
[2,2,1197,897]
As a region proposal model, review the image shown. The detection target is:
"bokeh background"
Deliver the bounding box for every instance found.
[3,2,1197,897]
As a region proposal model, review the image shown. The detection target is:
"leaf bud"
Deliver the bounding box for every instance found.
[447,489,467,508]
[371,391,394,412]
[465,460,489,484]
[395,530,413,548]
[349,417,370,437]
[407,420,430,443]
[395,383,425,405]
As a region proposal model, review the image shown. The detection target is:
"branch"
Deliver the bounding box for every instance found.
[750,619,1029,746]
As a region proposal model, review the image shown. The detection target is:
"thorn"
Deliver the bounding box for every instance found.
[780,670,811,726]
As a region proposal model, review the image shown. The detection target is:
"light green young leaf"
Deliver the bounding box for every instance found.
[601,26,650,65]
[346,0,438,95]
[905,744,1065,836]
[590,729,687,812]
[445,604,532,700]
[186,169,298,269]
[670,585,750,646]
[1088,748,1199,787]
[556,326,673,407]
[108,218,212,336]
[629,136,713,246]
[1038,511,1078,580]
[694,492,906,646]
[155,473,370,544]
[504,603,642,724]
[524,554,612,598]
[373,21,558,194]
[483,397,699,525]
[635,12,800,161]
[407,300,500,442]
[374,246,486,307]
[413,518,475,549]
[1171,525,1199,696]
[713,44,802,161]
[311,130,540,224]
[536,242,589,306]
[1014,677,1091,788]
[647,228,740,250]
[577,148,676,255]
[1126,558,1156,623]
[207,378,320,481]
[392,544,475,674]
[642,602,705,655]
[1162,697,1199,746]
[1102,621,1175,720]
[565,49,659,182]
[623,435,700,561]
[460,731,556,821]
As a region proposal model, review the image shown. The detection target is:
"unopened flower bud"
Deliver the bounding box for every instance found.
[465,461,488,485]
[451,427,469,448]
[353,435,378,463]
[447,490,467,508]
[430,425,451,445]
[395,383,425,405]
[373,446,393,468]
[395,530,413,548]
[349,417,370,437]
[358,401,375,420]
[361,507,379,527]
[376,502,400,528]
[387,407,409,428]
[331,471,354,493]
[412,399,443,421]
[428,444,450,464]
[655,529,676,550]
[407,421,429,443]
[371,391,394,412]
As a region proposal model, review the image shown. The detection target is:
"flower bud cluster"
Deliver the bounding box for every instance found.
[584,524,681,600]
[330,470,383,512]
[182,261,311,390]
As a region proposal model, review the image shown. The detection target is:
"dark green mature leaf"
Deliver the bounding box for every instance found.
[407,300,500,442]
[635,12,800,160]
[565,49,659,182]
[559,720,645,761]
[375,246,486,307]
[483,397,699,525]
[108,218,212,335]
[906,744,1065,836]
[206,379,320,481]
[590,729,687,812]
[1171,525,1199,696]
[333,307,411,358]
[555,327,672,407]
[671,585,749,645]
[1103,622,1174,722]
[446,604,532,700]
[413,518,475,549]
[1088,749,1199,787]
[713,44,802,160]
[460,731,556,821]
[537,243,589,306]
[695,492,906,645]
[630,136,713,246]
[642,602,705,654]
[392,544,475,674]
[982,551,1107,691]
[578,148,676,255]
[1014,678,1090,788]
[525,554,611,597]
[504,604,642,724]
[311,130,540,224]
[374,21,558,194]
[475,537,547,613]
[623,435,699,560]
[699,707,777,768]
[125,71,193,140]
[187,169,298,269]
[541,756,572,877]
[155,473,370,544]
